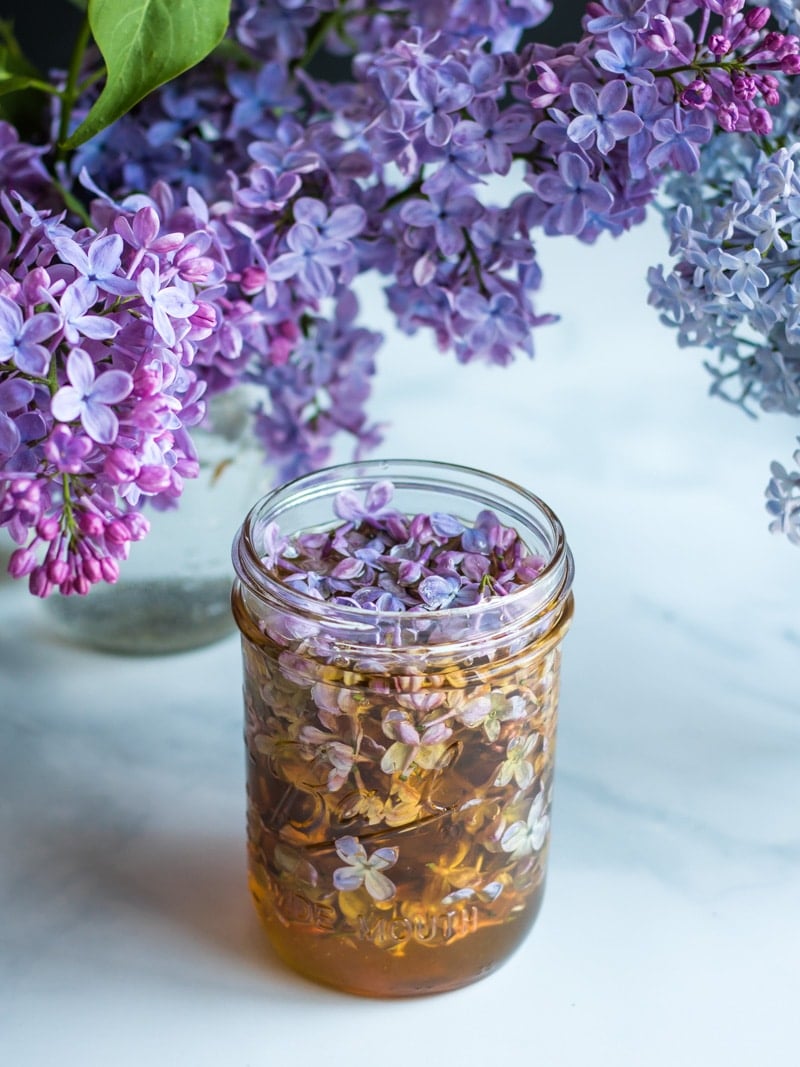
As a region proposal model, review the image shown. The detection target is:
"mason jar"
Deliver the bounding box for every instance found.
[231,459,574,996]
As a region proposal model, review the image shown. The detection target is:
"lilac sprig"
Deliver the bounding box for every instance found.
[262,480,546,611]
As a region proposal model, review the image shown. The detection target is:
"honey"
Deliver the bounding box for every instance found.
[232,460,574,996]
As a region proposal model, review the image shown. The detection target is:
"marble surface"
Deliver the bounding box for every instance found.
[1,213,798,1067]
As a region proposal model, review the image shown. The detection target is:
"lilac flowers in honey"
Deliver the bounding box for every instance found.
[231,461,574,994]
[262,480,545,613]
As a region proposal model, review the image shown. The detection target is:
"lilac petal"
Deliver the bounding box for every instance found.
[570,82,598,116]
[314,241,351,267]
[558,196,587,235]
[363,869,395,902]
[333,488,363,521]
[152,305,176,347]
[456,289,489,319]
[286,222,319,254]
[610,111,643,138]
[365,480,393,512]
[21,312,61,344]
[82,399,119,444]
[567,115,597,145]
[50,385,83,422]
[409,66,438,107]
[495,110,533,143]
[66,347,96,393]
[73,314,119,341]
[13,342,51,377]
[560,152,590,187]
[324,204,366,240]
[400,200,437,227]
[334,835,364,862]
[0,296,23,338]
[332,869,364,892]
[0,378,35,410]
[53,237,91,274]
[598,78,628,114]
[583,182,614,212]
[302,259,334,298]
[0,411,20,455]
[268,251,305,281]
[293,197,327,228]
[91,369,133,404]
[371,847,398,869]
[536,173,568,203]
[426,112,453,148]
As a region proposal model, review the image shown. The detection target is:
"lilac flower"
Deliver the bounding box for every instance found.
[647,114,712,174]
[269,200,366,299]
[0,377,34,456]
[53,234,135,300]
[567,81,643,155]
[501,790,550,858]
[406,66,474,147]
[42,424,93,473]
[51,349,132,445]
[138,269,197,347]
[400,188,482,256]
[536,153,614,236]
[585,0,648,36]
[59,283,121,346]
[0,299,60,377]
[332,836,398,902]
[457,99,532,175]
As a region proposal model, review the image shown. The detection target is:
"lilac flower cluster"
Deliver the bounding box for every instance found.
[263,480,545,611]
[0,189,223,595]
[649,0,800,543]
[3,0,800,594]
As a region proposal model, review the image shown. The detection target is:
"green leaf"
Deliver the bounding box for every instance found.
[62,0,231,149]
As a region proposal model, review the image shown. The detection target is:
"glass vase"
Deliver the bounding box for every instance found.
[231,459,574,997]
[45,388,271,654]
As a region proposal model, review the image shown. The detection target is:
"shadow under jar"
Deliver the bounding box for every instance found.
[232,459,574,997]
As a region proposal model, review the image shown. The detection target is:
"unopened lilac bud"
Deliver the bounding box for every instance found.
[640,14,676,53]
[764,32,785,51]
[189,301,217,331]
[74,574,91,595]
[241,266,267,294]
[81,555,102,583]
[100,557,120,583]
[124,512,150,540]
[8,547,36,577]
[36,516,60,541]
[47,557,69,584]
[106,518,132,544]
[746,6,771,29]
[782,54,800,73]
[29,566,52,597]
[718,102,739,131]
[77,510,105,537]
[681,78,713,109]
[104,448,140,483]
[133,366,161,397]
[750,107,772,134]
[137,464,172,494]
[733,74,757,101]
[708,34,731,56]
[177,255,215,283]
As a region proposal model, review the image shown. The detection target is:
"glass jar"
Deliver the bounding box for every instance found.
[231,459,574,997]
[45,388,271,654]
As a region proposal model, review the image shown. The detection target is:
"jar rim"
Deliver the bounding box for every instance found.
[232,458,573,634]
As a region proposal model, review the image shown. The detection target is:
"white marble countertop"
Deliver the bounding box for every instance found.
[1,213,798,1066]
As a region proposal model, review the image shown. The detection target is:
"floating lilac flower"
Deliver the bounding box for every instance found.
[51,348,132,445]
[494,733,539,789]
[332,835,398,902]
[501,790,550,858]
